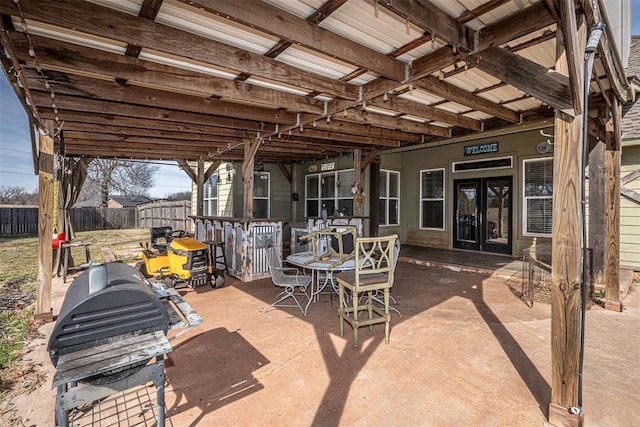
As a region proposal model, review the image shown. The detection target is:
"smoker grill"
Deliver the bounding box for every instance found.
[48,262,202,427]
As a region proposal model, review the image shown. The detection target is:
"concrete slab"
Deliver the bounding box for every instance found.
[8,262,639,426]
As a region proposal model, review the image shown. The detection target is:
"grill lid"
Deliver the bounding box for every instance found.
[48,263,170,365]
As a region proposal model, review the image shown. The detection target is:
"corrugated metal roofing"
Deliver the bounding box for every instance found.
[0,0,629,162]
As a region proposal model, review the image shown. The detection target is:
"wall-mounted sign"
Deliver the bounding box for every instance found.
[321,162,335,171]
[463,142,499,156]
[308,164,318,172]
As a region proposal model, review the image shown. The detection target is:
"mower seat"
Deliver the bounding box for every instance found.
[150,226,173,252]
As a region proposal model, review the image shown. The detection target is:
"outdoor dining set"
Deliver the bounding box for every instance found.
[265,226,400,349]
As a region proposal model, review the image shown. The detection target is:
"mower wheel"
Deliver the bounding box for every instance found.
[211,270,226,288]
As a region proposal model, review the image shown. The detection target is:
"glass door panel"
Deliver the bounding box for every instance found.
[454,181,479,250]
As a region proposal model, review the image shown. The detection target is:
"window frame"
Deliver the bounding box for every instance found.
[254,171,271,218]
[522,157,553,237]
[203,173,218,216]
[419,168,445,231]
[305,169,354,217]
[379,169,400,226]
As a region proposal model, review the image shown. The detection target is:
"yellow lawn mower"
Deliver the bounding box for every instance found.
[135,227,225,289]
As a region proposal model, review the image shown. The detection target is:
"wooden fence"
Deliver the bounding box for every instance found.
[0,200,192,236]
[137,200,192,231]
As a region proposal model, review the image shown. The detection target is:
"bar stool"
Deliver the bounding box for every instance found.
[203,240,228,288]
[60,242,92,283]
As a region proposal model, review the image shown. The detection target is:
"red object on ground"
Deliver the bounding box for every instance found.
[52,232,66,249]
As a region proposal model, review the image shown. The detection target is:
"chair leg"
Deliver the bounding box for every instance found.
[338,284,345,338]
[352,290,359,349]
[367,290,374,331]
[384,289,390,344]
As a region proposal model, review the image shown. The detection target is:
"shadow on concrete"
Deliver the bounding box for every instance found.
[165,327,269,426]
[225,257,551,423]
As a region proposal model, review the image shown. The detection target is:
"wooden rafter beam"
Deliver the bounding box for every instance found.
[10,33,326,114]
[579,0,628,101]
[470,46,573,112]
[0,17,45,129]
[0,0,358,99]
[410,2,555,80]
[379,0,476,52]
[458,0,511,23]
[361,149,379,170]
[186,0,405,81]
[33,97,274,132]
[368,95,483,131]
[558,0,583,115]
[412,76,521,123]
[177,159,197,181]
[242,138,263,176]
[124,0,163,58]
[621,169,640,185]
[277,162,292,184]
[338,109,450,136]
[23,70,302,125]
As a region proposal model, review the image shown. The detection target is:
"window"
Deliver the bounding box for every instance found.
[523,158,553,236]
[254,172,270,218]
[420,168,444,230]
[379,170,400,226]
[204,173,218,216]
[305,170,354,216]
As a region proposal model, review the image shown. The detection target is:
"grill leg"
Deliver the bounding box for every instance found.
[56,384,69,427]
[155,356,166,427]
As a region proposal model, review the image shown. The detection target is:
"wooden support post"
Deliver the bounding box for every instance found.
[353,148,362,217]
[369,161,380,237]
[243,140,255,220]
[604,92,621,312]
[588,138,606,285]
[549,13,584,427]
[36,124,54,320]
[291,164,297,222]
[196,159,205,217]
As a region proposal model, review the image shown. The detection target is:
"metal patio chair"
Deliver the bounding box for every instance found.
[265,241,311,315]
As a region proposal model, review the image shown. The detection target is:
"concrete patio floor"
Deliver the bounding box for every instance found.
[12,259,639,426]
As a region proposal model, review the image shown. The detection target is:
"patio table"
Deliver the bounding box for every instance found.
[286,251,359,313]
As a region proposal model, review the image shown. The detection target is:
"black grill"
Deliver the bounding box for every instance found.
[48,262,170,366]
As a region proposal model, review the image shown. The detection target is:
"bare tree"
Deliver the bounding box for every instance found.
[166,191,192,201]
[0,185,38,205]
[78,159,158,206]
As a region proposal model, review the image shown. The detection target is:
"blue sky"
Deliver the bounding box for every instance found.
[1,2,640,198]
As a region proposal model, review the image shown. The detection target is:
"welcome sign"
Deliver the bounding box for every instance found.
[463,142,499,156]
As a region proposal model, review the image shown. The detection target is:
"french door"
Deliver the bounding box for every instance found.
[453,176,512,255]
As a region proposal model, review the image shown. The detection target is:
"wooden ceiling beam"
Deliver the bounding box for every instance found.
[124,0,164,58]
[49,109,424,144]
[458,0,511,23]
[310,119,424,143]
[410,2,555,79]
[56,113,246,137]
[186,0,405,81]
[412,76,521,123]
[337,109,449,137]
[368,96,483,131]
[32,94,275,132]
[24,70,301,125]
[10,33,325,115]
[558,0,583,115]
[579,0,627,101]
[0,0,358,99]
[469,46,573,112]
[379,0,475,52]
